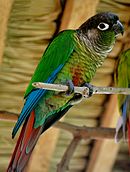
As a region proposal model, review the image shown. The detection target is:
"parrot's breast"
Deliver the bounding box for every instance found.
[54,33,106,86]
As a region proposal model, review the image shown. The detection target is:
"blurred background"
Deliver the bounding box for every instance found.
[0,0,130,171]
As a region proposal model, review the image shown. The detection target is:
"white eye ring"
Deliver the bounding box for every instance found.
[97,22,109,31]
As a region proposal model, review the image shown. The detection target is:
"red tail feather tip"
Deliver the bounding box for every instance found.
[7,111,42,172]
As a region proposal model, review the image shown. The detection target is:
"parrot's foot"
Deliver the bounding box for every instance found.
[58,80,74,97]
[65,80,84,105]
[83,83,94,97]
[66,80,74,96]
[68,82,94,105]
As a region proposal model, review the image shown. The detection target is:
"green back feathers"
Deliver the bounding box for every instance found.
[24,30,76,98]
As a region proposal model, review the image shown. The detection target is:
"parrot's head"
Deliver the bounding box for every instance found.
[78,12,124,54]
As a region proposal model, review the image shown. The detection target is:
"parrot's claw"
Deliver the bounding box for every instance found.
[65,80,84,105]
[83,83,94,97]
[66,80,74,96]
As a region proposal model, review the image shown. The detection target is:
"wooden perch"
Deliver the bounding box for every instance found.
[0,110,116,140]
[57,136,81,172]
[55,121,116,140]
[0,110,18,122]
[32,82,130,97]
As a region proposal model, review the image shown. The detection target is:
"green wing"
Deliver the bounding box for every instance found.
[24,30,76,98]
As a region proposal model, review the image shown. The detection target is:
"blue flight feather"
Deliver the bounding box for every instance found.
[12,65,63,138]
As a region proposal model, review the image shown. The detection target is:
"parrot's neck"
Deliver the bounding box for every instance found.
[73,32,112,82]
[77,30,114,57]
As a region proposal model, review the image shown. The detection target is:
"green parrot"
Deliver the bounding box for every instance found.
[115,49,130,151]
[7,12,123,171]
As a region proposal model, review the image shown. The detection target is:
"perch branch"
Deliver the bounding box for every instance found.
[32,82,130,97]
[57,136,81,172]
[55,122,116,140]
[0,111,116,140]
[0,110,18,122]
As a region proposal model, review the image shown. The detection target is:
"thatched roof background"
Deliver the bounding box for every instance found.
[0,0,130,172]
[0,0,61,171]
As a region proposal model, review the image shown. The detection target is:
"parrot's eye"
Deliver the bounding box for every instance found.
[97,22,109,31]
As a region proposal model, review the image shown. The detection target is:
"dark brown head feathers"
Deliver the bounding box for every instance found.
[79,12,119,32]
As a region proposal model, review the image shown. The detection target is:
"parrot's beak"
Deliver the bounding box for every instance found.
[113,20,124,36]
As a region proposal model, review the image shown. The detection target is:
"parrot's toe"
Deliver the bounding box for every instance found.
[83,83,94,97]
[66,80,74,96]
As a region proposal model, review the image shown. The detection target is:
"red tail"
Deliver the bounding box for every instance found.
[7,111,43,172]
[127,119,130,153]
